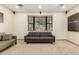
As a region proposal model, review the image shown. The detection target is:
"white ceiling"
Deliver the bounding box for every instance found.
[3,4,77,13]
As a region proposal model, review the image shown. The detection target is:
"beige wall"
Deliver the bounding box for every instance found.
[53,13,67,39]
[14,13,28,39]
[14,13,67,39]
[0,5,14,34]
[67,6,79,44]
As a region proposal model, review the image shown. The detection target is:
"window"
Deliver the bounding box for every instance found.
[28,16,53,31]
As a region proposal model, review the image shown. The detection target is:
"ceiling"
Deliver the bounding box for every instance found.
[3,4,77,13]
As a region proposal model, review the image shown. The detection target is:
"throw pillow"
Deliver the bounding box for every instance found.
[2,34,12,41]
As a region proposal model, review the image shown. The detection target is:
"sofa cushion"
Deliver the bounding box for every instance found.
[2,34,12,41]
[0,39,16,51]
[39,37,53,39]
[26,37,39,39]
[26,37,53,40]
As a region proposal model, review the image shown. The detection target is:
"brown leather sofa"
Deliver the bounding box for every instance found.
[24,32,55,44]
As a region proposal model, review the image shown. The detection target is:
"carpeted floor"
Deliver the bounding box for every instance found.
[1,40,79,55]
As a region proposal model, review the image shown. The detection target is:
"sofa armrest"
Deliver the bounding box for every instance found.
[51,35,55,42]
[52,35,55,38]
[12,36,17,39]
[12,36,17,44]
[24,35,27,42]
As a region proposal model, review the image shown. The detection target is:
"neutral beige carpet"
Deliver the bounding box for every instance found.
[0,40,79,55]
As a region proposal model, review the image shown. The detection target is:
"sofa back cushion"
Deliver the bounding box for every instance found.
[28,32,52,37]
[2,34,12,41]
[29,32,39,37]
[39,32,52,37]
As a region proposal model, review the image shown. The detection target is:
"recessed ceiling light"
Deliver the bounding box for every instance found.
[38,5,42,9]
[18,4,23,7]
[15,5,19,8]
[59,4,65,8]
[62,5,65,8]
[15,4,23,8]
